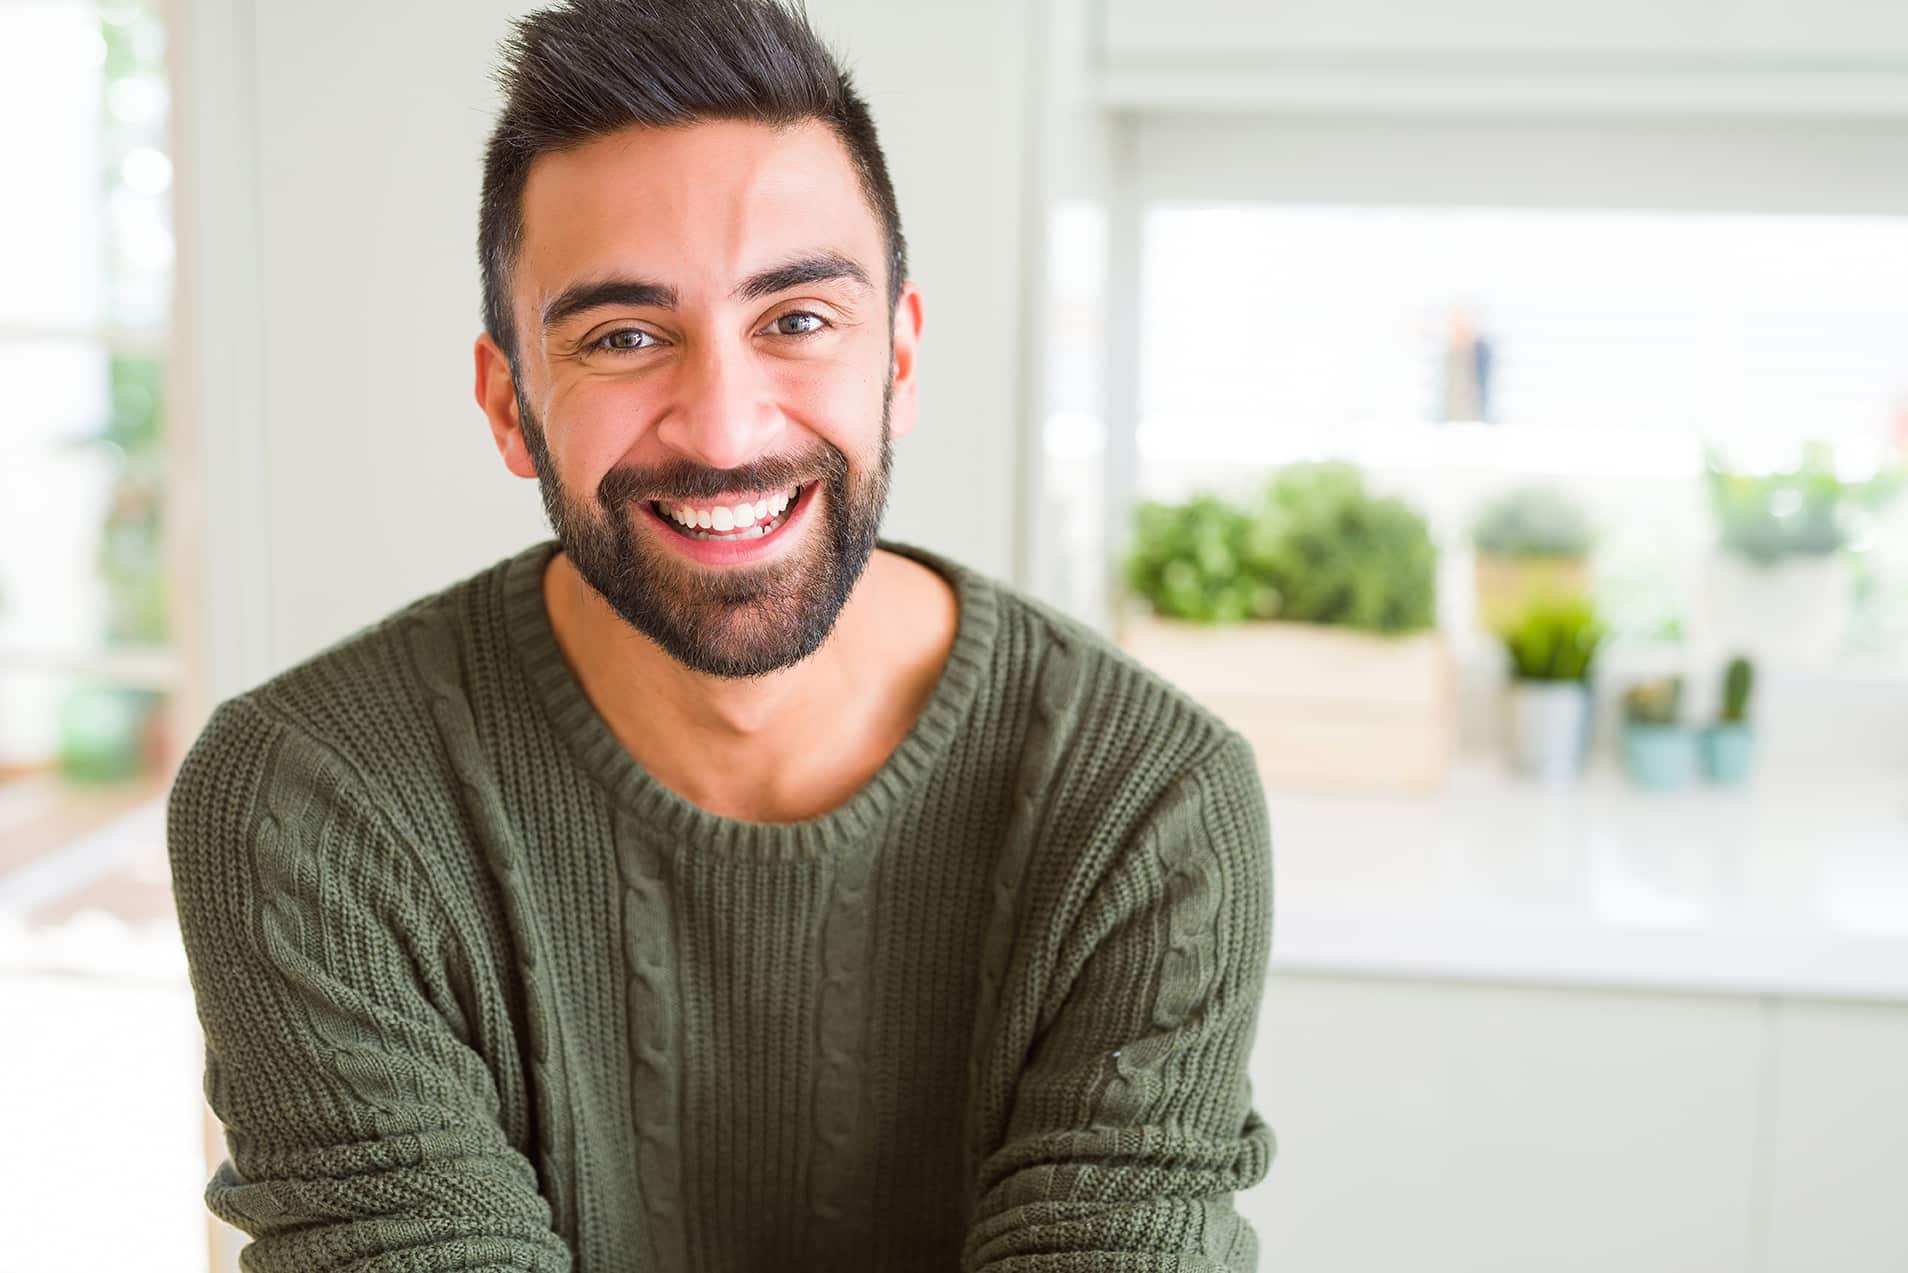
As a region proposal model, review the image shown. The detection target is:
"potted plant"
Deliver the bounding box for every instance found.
[1699,655,1756,785]
[54,352,174,783]
[1120,461,1456,795]
[1470,483,1597,636]
[1122,493,1274,624]
[1501,594,1608,782]
[1702,441,1905,665]
[1620,675,1696,790]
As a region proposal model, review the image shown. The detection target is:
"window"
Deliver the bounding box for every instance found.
[0,4,202,1271]
[1,0,176,777]
[1039,192,1908,673]
[1136,204,1908,476]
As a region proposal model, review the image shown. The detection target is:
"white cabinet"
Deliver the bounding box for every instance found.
[1761,1000,1908,1273]
[1092,0,1908,116]
[1236,974,1908,1271]
[1099,0,1908,65]
[1236,974,1763,1271]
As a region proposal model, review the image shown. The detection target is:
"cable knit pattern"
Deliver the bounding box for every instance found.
[1093,769,1223,1131]
[961,638,1086,1204]
[402,606,578,1242]
[166,536,1275,1272]
[610,807,689,1270]
[807,841,879,1265]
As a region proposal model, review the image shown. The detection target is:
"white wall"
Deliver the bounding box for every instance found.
[178,0,1039,700]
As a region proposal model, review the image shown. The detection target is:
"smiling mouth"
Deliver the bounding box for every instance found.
[647,481,812,542]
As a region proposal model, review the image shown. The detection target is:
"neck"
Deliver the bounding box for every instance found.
[542,545,955,821]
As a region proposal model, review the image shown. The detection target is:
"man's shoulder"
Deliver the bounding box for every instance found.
[902,543,1250,811]
[1000,571,1237,751]
[190,542,542,800]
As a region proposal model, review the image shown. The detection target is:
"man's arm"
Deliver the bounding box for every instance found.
[167,697,573,1272]
[962,730,1276,1271]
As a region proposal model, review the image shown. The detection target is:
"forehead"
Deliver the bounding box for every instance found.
[517,118,880,311]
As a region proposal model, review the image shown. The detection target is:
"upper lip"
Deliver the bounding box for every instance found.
[654,482,805,507]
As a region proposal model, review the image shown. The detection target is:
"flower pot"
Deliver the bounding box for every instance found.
[1117,613,1457,795]
[58,685,162,783]
[1698,722,1755,785]
[1474,552,1592,637]
[1621,723,1697,790]
[1505,679,1592,782]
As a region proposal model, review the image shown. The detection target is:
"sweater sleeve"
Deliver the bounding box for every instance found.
[166,697,573,1272]
[962,730,1276,1272]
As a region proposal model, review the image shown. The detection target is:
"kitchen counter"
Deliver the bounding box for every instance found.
[1263,755,1908,1003]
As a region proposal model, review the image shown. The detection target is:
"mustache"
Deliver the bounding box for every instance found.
[595,446,845,506]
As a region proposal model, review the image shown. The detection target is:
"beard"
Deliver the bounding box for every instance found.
[514,369,895,681]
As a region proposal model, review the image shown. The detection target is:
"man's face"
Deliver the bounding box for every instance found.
[492,119,917,680]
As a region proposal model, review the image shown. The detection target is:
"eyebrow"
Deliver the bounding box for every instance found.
[539,250,875,335]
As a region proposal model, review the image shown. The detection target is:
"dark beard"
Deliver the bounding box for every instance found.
[513,370,895,680]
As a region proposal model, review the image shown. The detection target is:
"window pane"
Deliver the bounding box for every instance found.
[0,340,117,766]
[101,1,173,328]
[0,5,190,1269]
[0,3,108,329]
[1137,205,1908,474]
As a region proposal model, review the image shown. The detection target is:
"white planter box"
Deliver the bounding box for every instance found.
[1118,613,1458,795]
[1701,551,1850,667]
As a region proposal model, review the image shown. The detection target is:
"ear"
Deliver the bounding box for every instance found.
[475,332,538,480]
[884,281,925,441]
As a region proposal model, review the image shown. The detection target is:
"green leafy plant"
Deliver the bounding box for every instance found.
[1124,462,1438,634]
[1247,462,1438,633]
[1502,594,1608,682]
[1124,493,1279,623]
[1705,441,1905,565]
[62,353,170,646]
[1718,655,1754,723]
[1471,483,1596,558]
[1622,675,1683,726]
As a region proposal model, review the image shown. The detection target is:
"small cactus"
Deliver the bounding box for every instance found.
[1720,655,1754,723]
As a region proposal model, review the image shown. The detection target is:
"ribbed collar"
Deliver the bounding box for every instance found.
[499,536,1000,859]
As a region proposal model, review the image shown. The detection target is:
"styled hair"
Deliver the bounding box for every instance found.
[478,0,908,367]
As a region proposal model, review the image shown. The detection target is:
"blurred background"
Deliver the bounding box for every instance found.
[3,0,1906,1269]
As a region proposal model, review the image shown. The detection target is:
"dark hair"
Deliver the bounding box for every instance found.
[478,0,908,368]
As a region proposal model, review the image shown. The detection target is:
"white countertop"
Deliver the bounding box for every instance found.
[1263,755,1908,1003]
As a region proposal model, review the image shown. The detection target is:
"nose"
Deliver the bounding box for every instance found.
[653,334,784,472]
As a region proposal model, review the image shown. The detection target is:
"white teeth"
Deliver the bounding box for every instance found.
[663,485,801,538]
[666,492,799,542]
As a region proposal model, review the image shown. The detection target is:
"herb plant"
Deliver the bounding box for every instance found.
[1124,462,1438,634]
[1502,594,1608,682]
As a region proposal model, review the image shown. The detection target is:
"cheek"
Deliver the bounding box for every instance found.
[550,381,649,478]
[782,362,887,451]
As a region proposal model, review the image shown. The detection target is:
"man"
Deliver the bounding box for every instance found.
[166,1,1275,1268]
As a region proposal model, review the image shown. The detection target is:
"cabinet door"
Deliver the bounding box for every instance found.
[1100,0,1908,65]
[1237,973,1761,1273]
[1762,999,1908,1273]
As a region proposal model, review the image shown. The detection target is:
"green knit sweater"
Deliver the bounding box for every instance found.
[166,536,1275,1272]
